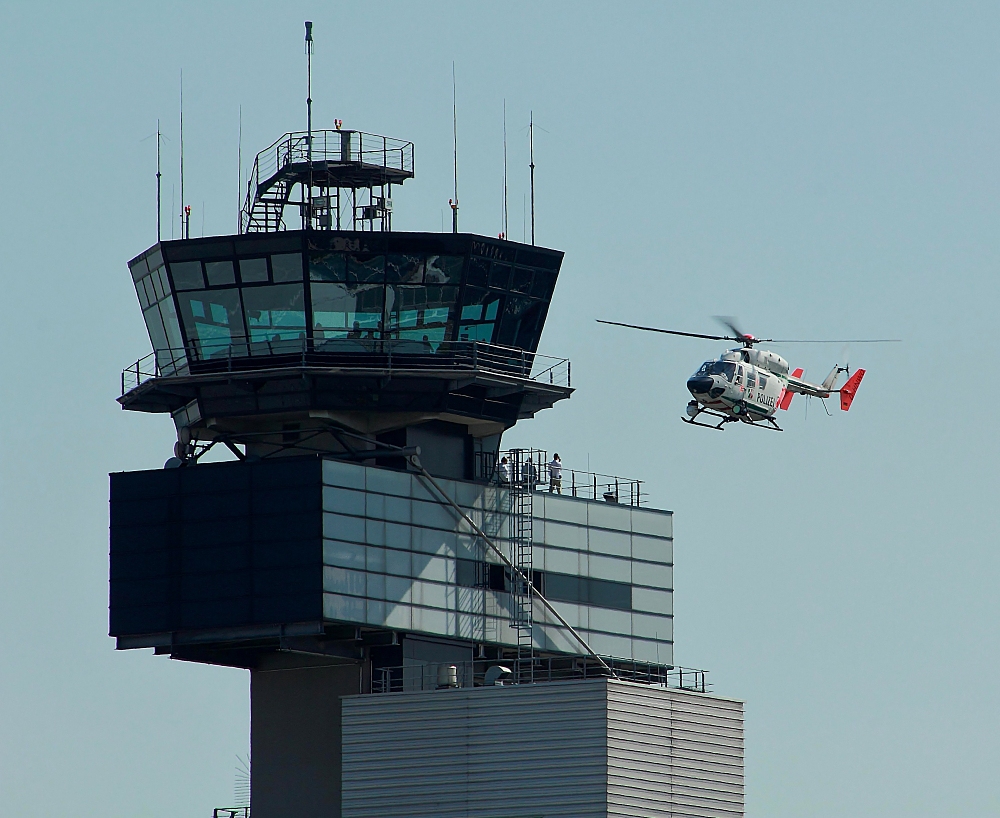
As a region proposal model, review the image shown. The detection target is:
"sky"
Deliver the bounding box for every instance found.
[1,1,998,816]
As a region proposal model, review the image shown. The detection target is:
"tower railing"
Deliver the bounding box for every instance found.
[242,130,414,232]
[121,339,570,394]
[485,448,646,507]
[370,659,709,694]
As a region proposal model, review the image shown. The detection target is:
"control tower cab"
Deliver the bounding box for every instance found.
[124,127,569,479]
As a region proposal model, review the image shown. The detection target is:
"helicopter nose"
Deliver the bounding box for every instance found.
[687,376,714,395]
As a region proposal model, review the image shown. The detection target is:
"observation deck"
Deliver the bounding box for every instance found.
[243,130,414,232]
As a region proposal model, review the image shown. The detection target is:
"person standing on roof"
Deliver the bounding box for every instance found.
[498,456,511,484]
[547,453,563,494]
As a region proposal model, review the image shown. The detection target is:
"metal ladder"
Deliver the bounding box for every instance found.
[508,449,535,683]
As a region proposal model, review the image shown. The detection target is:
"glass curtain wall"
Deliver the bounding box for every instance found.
[147,235,561,366]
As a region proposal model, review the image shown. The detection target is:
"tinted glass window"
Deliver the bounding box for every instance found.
[542,571,632,611]
[530,269,556,300]
[348,253,384,284]
[588,578,632,611]
[467,256,489,287]
[489,263,512,290]
[205,260,236,286]
[239,257,269,283]
[544,573,584,605]
[310,251,346,282]
[142,303,168,353]
[385,254,424,284]
[135,277,151,309]
[243,284,306,349]
[176,288,246,359]
[456,558,480,588]
[511,267,533,294]
[425,255,463,284]
[271,253,303,283]
[497,296,543,348]
[311,282,384,345]
[170,261,204,290]
[385,285,457,349]
[159,296,184,352]
[155,266,170,298]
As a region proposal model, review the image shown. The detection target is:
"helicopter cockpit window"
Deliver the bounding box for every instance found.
[702,361,737,381]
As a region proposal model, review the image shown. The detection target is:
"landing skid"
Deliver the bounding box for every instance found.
[682,405,783,432]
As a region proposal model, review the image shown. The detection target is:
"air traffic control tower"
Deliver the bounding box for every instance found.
[111,122,745,817]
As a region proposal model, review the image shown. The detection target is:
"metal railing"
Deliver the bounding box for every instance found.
[243,129,413,230]
[121,338,570,395]
[371,659,708,695]
[480,448,645,506]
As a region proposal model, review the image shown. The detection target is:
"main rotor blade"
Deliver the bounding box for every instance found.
[597,320,733,342]
[766,338,902,344]
[713,315,749,341]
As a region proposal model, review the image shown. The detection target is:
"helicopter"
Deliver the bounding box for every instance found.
[597,317,898,431]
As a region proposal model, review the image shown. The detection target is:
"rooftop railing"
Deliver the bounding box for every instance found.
[475,448,646,506]
[371,658,708,695]
[121,338,570,395]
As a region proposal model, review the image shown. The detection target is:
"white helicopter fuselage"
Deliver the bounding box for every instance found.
[686,348,790,421]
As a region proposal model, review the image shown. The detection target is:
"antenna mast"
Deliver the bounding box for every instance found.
[305,21,314,229]
[237,106,242,234]
[156,119,162,241]
[529,111,535,246]
[451,62,459,233]
[179,71,186,239]
[502,99,508,239]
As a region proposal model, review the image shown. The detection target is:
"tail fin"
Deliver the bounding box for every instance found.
[778,368,804,410]
[839,369,865,411]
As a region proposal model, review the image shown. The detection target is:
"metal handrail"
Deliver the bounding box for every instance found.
[121,339,570,395]
[242,129,414,230]
[489,448,646,507]
[370,659,708,694]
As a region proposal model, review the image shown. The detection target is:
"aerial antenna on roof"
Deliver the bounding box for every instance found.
[156,118,162,241]
[502,99,508,240]
[450,62,459,233]
[179,70,186,239]
[237,105,242,234]
[305,21,314,228]
[529,110,535,246]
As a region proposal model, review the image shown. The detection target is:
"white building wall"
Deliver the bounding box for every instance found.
[321,459,674,664]
[341,679,743,818]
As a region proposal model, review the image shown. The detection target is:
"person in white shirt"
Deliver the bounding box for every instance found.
[498,456,511,484]
[547,453,563,494]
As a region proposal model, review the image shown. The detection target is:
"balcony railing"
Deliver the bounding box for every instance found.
[121,339,570,395]
[473,447,646,506]
[371,658,708,695]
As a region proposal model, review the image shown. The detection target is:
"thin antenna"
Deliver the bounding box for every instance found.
[305,21,314,229]
[237,105,242,234]
[156,119,162,241]
[451,62,459,233]
[529,110,535,245]
[502,99,508,239]
[179,70,186,239]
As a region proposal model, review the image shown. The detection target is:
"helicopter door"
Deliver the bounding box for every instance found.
[735,365,744,385]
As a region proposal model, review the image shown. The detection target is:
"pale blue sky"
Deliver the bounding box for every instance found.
[1,2,998,816]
